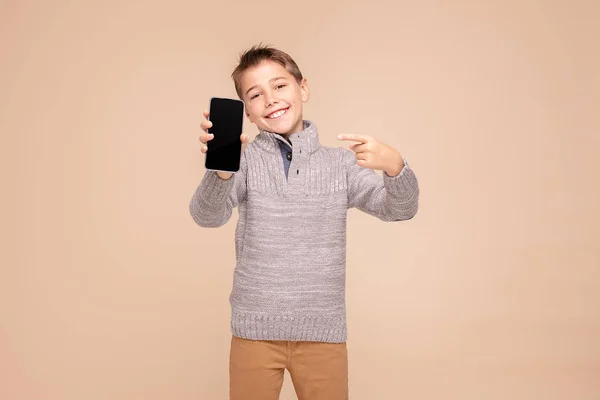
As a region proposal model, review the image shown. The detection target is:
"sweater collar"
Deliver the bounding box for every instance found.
[253,120,321,154]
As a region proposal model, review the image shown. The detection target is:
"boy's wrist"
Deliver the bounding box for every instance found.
[216,171,233,180]
[384,153,405,177]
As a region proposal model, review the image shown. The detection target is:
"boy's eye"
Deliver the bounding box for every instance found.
[275,84,286,89]
[250,93,260,99]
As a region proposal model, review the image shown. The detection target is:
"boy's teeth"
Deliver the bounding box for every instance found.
[268,108,287,118]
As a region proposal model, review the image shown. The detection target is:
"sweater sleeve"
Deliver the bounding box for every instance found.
[343,149,419,221]
[189,151,247,228]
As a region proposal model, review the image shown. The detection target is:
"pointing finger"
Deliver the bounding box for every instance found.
[337,134,369,143]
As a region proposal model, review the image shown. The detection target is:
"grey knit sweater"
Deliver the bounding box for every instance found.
[189,120,419,343]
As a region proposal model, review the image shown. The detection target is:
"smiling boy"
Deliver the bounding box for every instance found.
[190,44,419,400]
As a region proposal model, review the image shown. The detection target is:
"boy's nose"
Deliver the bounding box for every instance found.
[265,96,279,107]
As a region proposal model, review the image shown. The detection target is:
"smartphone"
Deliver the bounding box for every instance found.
[205,97,245,173]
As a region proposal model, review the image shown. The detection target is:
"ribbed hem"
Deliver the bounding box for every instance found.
[231,310,347,343]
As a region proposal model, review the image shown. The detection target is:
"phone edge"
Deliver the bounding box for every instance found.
[204,97,244,174]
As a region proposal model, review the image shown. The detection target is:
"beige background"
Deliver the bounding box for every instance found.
[2,0,599,399]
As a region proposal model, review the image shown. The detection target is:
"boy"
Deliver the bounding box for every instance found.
[189,44,419,400]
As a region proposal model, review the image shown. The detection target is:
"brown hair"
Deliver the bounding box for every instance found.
[231,43,304,99]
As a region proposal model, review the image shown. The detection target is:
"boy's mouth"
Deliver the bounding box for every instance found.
[266,107,289,119]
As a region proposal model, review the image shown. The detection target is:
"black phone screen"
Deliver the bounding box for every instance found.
[205,97,244,172]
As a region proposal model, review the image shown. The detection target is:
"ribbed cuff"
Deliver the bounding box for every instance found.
[231,310,347,343]
[199,170,236,204]
[383,162,419,200]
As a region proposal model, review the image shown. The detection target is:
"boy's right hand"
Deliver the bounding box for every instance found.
[199,109,249,180]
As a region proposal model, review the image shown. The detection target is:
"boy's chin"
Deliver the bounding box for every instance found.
[259,119,302,136]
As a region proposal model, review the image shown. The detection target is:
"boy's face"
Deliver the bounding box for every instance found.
[239,60,309,137]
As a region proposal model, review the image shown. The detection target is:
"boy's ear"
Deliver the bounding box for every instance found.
[301,78,310,103]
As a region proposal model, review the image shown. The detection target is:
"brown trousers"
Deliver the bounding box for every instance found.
[229,335,349,400]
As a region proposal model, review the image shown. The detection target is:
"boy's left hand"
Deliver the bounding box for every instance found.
[338,134,404,177]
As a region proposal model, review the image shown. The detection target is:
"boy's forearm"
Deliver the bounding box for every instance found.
[382,165,419,220]
[189,171,236,228]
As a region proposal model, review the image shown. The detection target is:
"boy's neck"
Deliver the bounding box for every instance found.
[282,117,306,140]
[263,119,307,141]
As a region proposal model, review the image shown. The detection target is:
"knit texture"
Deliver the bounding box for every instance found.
[189,120,419,342]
